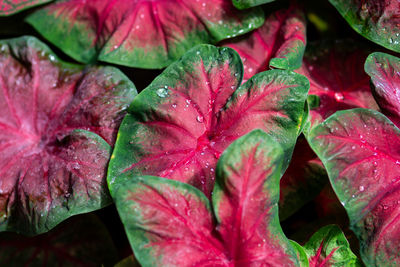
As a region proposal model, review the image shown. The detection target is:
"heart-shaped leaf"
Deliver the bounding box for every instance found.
[0,214,118,266]
[308,108,400,266]
[365,52,400,128]
[304,225,361,266]
[0,36,136,235]
[26,0,264,68]
[296,40,379,131]
[222,5,306,81]
[113,130,300,266]
[107,44,309,198]
[329,0,400,53]
[232,0,275,9]
[0,0,52,16]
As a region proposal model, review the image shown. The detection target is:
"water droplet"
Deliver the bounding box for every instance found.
[396,160,400,165]
[334,92,344,101]
[383,205,388,210]
[373,161,378,166]
[359,185,365,192]
[49,55,55,61]
[308,65,314,71]
[351,145,356,150]
[113,45,118,49]
[248,67,253,73]
[196,51,200,55]
[210,168,214,172]
[352,194,356,198]
[234,73,239,77]
[172,104,177,108]
[202,2,206,7]
[196,115,204,123]
[156,88,169,98]
[390,38,394,44]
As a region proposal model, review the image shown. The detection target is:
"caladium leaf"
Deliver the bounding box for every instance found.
[365,52,400,128]
[107,44,309,198]
[279,136,327,221]
[308,108,400,266]
[113,130,300,266]
[0,214,118,266]
[0,0,52,16]
[222,5,306,81]
[329,0,400,53]
[304,225,361,267]
[0,36,136,235]
[296,41,379,131]
[26,0,264,68]
[232,0,275,10]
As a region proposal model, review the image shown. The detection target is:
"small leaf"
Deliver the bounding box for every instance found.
[308,108,400,266]
[365,52,400,128]
[26,0,264,68]
[213,130,299,265]
[232,0,275,9]
[329,0,400,53]
[113,130,300,266]
[0,214,118,266]
[108,44,309,197]
[0,0,52,16]
[0,36,136,235]
[304,225,361,267]
[296,40,379,131]
[222,5,306,81]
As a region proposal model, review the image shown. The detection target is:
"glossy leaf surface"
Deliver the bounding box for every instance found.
[232,0,275,9]
[113,130,299,266]
[304,225,360,267]
[296,41,379,131]
[308,109,400,266]
[0,0,51,16]
[365,52,400,128]
[222,5,306,81]
[108,45,309,198]
[329,0,400,53]
[0,36,136,235]
[0,214,118,266]
[26,0,264,68]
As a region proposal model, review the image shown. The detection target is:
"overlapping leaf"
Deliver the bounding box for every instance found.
[329,0,400,53]
[309,109,400,266]
[0,0,52,16]
[0,36,136,235]
[222,5,306,81]
[232,0,275,10]
[296,40,379,131]
[113,130,300,266]
[279,136,327,221]
[26,0,264,68]
[304,225,361,266]
[365,52,400,128]
[107,44,309,198]
[0,214,118,266]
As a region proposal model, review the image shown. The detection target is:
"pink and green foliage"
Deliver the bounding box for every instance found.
[0,36,136,235]
[365,52,400,127]
[296,40,379,131]
[232,0,275,10]
[308,109,400,266]
[0,0,52,16]
[113,130,301,266]
[304,225,361,266]
[329,0,400,53]
[107,44,309,198]
[0,214,118,266]
[222,5,306,81]
[26,0,264,68]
